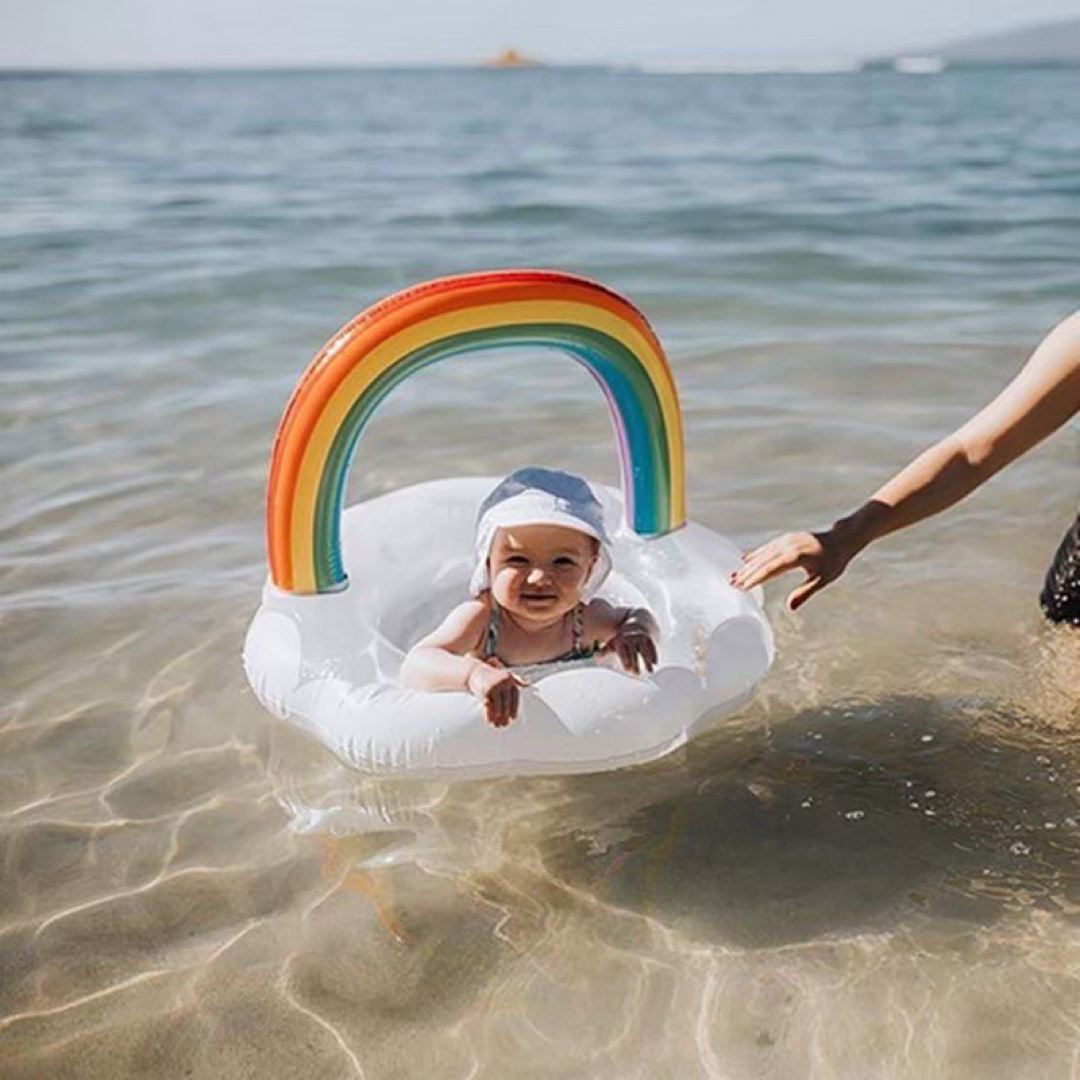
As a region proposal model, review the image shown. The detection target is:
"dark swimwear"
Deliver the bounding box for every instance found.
[1041,513,1080,625]
[481,601,601,677]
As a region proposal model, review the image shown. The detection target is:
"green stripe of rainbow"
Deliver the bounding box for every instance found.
[266,270,686,594]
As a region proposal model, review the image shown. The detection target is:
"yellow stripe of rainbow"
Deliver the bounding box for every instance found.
[266,270,686,594]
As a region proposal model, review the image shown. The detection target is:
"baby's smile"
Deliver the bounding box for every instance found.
[518,589,558,605]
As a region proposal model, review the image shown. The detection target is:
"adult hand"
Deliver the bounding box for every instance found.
[466,661,527,727]
[729,528,855,610]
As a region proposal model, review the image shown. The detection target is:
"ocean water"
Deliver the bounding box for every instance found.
[2,66,1080,1079]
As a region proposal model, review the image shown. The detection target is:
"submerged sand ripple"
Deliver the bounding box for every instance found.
[5,591,1080,1078]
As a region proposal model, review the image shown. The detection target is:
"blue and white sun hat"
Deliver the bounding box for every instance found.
[469,467,613,599]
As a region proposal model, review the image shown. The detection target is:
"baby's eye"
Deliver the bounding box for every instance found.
[553,556,579,567]
[505,555,529,566]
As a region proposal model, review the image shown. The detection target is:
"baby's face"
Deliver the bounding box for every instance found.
[489,524,598,621]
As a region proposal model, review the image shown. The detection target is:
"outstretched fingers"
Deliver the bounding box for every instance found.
[731,547,795,590]
[731,531,830,593]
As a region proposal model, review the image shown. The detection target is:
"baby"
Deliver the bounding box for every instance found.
[400,467,658,727]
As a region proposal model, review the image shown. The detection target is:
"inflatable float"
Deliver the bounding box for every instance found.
[244,270,773,777]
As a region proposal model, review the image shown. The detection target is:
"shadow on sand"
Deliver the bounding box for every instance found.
[540,695,1080,947]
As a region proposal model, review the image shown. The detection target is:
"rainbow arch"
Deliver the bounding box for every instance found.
[266,270,686,594]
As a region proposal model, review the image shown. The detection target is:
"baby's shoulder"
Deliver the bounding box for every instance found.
[445,595,491,631]
[420,595,491,653]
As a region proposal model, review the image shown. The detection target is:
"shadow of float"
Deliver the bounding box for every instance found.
[541,696,1080,948]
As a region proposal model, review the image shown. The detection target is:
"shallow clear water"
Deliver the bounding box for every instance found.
[2,67,1080,1078]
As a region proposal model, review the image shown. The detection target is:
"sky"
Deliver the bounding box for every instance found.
[4,0,1080,70]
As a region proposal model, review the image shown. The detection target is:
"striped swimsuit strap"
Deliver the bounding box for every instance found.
[482,601,597,664]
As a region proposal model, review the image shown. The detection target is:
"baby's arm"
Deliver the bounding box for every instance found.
[584,600,659,675]
[399,600,488,692]
[399,599,523,727]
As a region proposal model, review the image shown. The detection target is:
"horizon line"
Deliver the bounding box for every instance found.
[3,57,1080,77]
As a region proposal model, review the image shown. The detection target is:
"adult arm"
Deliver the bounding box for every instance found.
[731,312,1080,609]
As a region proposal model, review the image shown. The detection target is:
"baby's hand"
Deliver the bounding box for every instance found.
[466,661,527,727]
[609,622,658,675]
